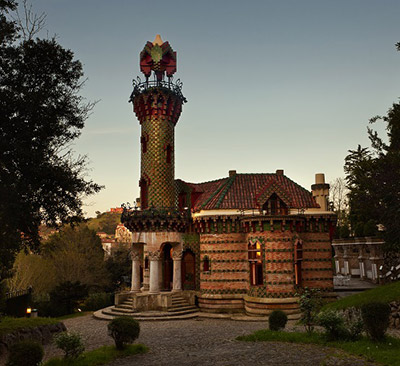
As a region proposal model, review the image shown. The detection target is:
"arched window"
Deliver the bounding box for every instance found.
[140,134,147,153]
[203,256,210,272]
[294,240,303,286]
[166,144,172,164]
[144,256,149,269]
[248,240,263,286]
[139,178,148,209]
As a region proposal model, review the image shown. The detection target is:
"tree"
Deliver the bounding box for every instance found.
[345,99,400,267]
[43,225,110,291]
[0,1,102,282]
[329,177,349,236]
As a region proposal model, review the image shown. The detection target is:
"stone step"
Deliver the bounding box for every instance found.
[100,307,198,319]
[116,304,134,310]
[171,300,188,306]
[94,308,199,321]
[167,305,197,312]
[111,307,136,314]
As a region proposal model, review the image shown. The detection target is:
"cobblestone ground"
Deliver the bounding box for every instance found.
[43,315,379,366]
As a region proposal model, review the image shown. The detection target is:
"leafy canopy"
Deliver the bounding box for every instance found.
[0,1,102,280]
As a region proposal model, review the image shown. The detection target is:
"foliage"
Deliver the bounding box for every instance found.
[54,332,85,359]
[0,316,59,336]
[104,248,131,292]
[361,302,390,341]
[317,310,349,341]
[107,317,140,350]
[87,212,121,235]
[268,310,288,331]
[6,340,44,366]
[44,344,148,366]
[296,287,322,333]
[344,85,400,268]
[237,329,400,366]
[48,281,88,316]
[7,251,56,297]
[322,280,400,311]
[81,292,114,311]
[43,225,110,291]
[0,1,102,284]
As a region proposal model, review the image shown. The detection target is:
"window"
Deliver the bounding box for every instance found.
[262,193,288,215]
[139,178,148,209]
[140,135,147,153]
[294,240,303,286]
[248,240,263,286]
[203,256,210,272]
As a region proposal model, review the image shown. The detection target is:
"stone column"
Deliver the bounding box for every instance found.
[358,246,366,280]
[172,250,183,292]
[148,251,161,294]
[130,250,141,293]
[343,246,349,275]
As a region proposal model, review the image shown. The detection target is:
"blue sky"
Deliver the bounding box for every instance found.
[31,0,400,217]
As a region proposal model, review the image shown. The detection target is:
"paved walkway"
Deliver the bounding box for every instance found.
[44,315,378,366]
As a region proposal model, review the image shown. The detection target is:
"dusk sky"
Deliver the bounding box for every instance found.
[31,0,400,217]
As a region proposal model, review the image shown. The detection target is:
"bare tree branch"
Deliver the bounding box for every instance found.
[11,0,46,40]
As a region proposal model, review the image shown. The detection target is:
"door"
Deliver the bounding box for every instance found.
[182,250,195,290]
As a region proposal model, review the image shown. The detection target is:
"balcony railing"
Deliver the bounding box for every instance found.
[129,76,187,103]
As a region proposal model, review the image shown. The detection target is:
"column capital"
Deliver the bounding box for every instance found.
[129,250,141,261]
[172,250,183,260]
[148,250,161,261]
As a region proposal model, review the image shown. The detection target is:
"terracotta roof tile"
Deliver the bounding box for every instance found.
[177,173,319,211]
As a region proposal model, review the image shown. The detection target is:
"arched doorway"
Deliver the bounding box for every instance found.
[182,250,195,290]
[162,243,173,290]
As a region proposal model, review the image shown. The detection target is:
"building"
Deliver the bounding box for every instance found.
[120,35,336,316]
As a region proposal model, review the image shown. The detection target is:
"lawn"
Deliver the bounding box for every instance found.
[44,344,148,366]
[322,280,400,311]
[0,316,60,336]
[238,329,400,366]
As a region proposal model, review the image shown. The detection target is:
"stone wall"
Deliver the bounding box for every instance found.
[389,301,400,329]
[0,322,66,355]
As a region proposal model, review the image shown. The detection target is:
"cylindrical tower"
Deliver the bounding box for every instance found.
[130,35,186,209]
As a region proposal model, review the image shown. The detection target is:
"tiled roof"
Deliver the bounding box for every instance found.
[177,173,319,211]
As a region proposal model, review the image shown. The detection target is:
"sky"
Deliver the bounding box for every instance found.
[30,0,400,218]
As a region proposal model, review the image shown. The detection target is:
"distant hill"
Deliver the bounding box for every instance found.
[87,212,122,235]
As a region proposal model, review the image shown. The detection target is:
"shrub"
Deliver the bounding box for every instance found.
[361,302,390,341]
[342,307,364,341]
[354,222,364,237]
[363,220,377,237]
[54,331,85,359]
[297,287,322,333]
[6,340,43,366]
[82,292,114,311]
[49,281,88,316]
[108,317,140,350]
[339,225,350,239]
[269,310,288,331]
[317,310,348,341]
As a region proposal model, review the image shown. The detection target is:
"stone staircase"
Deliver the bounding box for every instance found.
[94,292,199,321]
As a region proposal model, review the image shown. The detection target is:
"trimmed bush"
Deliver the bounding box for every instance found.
[361,302,390,341]
[54,331,85,359]
[268,310,288,331]
[6,340,43,366]
[49,281,88,316]
[108,317,140,350]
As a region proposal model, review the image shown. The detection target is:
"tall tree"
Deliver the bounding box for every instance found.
[0,1,102,281]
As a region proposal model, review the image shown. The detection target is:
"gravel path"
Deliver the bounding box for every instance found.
[44,315,379,366]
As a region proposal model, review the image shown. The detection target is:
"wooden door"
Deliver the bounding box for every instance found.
[182,250,195,290]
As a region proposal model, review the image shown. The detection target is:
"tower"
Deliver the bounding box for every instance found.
[130,35,186,209]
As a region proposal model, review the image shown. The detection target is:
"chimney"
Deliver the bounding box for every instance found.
[276,169,284,176]
[229,170,237,177]
[311,173,330,211]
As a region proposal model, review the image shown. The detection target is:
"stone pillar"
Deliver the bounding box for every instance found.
[358,246,366,279]
[130,250,141,293]
[343,246,349,275]
[148,251,161,294]
[172,250,183,292]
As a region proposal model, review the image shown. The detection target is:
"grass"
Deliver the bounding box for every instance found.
[0,316,60,336]
[238,329,400,366]
[44,344,148,366]
[322,280,400,311]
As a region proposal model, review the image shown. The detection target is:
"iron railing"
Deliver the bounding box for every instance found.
[129,76,187,103]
